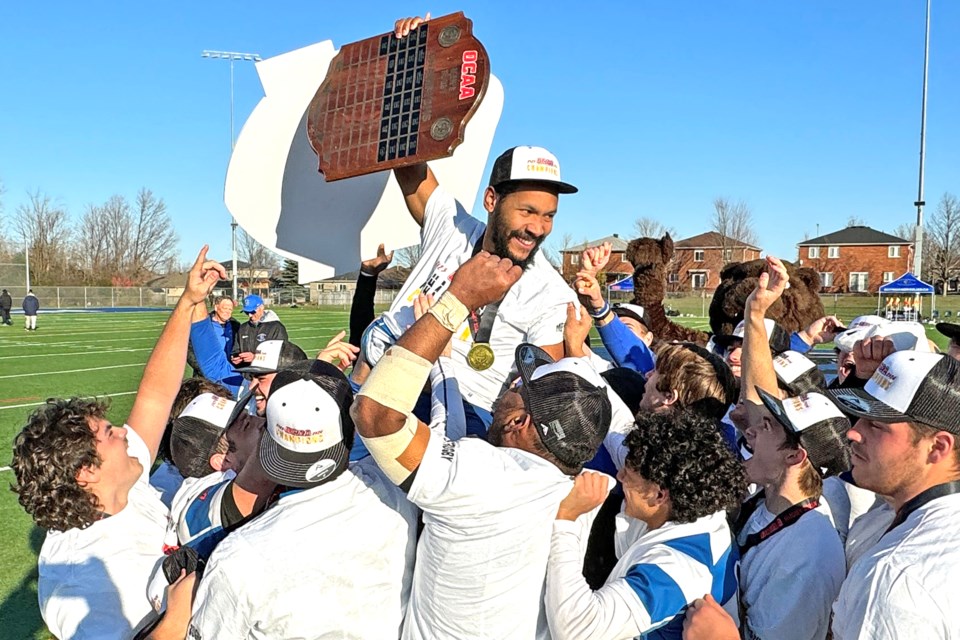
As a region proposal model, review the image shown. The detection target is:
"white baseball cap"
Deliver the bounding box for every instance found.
[488,146,578,194]
[834,320,929,354]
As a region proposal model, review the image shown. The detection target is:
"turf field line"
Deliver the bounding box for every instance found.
[0,391,137,411]
[0,335,165,349]
[0,363,146,380]
[0,347,152,361]
[0,466,10,472]
[6,327,168,339]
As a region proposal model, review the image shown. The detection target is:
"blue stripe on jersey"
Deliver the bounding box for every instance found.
[624,563,688,631]
[183,478,231,537]
[662,533,739,604]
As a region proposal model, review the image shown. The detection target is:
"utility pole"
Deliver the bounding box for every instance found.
[201,49,262,302]
[914,0,931,280]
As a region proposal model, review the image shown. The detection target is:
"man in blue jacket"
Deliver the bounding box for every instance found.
[23,290,39,331]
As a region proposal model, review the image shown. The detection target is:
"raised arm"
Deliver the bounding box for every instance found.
[394,163,439,227]
[741,256,788,404]
[352,252,520,485]
[127,246,226,462]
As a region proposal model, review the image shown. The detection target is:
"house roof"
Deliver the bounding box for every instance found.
[145,272,189,289]
[674,231,761,251]
[798,226,911,246]
[561,234,630,253]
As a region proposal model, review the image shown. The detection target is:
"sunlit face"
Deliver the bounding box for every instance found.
[724,341,743,379]
[487,185,558,269]
[85,418,142,489]
[639,370,672,413]
[250,372,277,417]
[742,407,791,486]
[213,299,234,324]
[489,388,527,447]
[846,418,928,498]
[617,465,663,523]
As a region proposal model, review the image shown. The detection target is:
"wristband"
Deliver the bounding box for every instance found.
[427,291,470,333]
[588,301,610,319]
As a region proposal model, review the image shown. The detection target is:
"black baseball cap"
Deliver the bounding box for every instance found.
[756,388,851,477]
[514,344,611,470]
[236,340,308,375]
[936,322,960,344]
[713,318,792,355]
[612,303,651,330]
[489,146,578,194]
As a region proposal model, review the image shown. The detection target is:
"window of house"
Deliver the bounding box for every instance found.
[570,254,578,265]
[828,246,840,259]
[621,253,628,262]
[808,246,820,259]
[694,250,705,262]
[668,272,679,283]
[819,272,834,288]
[888,245,900,258]
[849,272,869,293]
[883,272,895,283]
[723,249,733,261]
[691,272,707,289]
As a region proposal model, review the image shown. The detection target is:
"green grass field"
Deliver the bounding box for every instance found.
[0,305,951,638]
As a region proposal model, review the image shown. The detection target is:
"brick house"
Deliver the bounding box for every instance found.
[669,232,763,292]
[560,234,634,284]
[796,226,913,294]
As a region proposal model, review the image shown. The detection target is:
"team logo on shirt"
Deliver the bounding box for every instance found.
[257,332,267,342]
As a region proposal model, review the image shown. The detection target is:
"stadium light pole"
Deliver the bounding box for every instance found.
[24,234,31,291]
[913,0,931,281]
[201,49,262,302]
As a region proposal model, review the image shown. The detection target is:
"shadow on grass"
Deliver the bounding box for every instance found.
[0,525,50,639]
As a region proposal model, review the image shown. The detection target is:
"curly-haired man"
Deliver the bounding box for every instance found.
[11,247,225,640]
[544,409,747,639]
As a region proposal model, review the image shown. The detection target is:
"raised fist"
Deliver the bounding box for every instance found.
[448,251,522,311]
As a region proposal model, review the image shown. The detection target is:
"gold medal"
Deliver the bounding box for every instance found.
[467,342,495,371]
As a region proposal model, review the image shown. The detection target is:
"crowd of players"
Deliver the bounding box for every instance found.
[10,16,960,640]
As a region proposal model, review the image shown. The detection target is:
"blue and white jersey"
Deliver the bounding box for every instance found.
[546,510,738,640]
[169,471,236,560]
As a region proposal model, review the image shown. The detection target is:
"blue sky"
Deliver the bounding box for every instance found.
[1,1,957,267]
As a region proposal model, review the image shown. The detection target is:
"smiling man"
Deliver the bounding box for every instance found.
[10,247,225,639]
[828,350,960,639]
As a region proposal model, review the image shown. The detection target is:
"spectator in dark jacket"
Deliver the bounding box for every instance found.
[22,290,39,331]
[0,289,12,325]
[231,295,288,365]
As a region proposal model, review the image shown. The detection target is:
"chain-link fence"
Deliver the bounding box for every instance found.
[0,286,168,309]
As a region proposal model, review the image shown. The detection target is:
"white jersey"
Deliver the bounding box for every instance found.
[833,491,960,640]
[169,470,236,558]
[546,510,738,640]
[189,457,418,639]
[821,475,880,544]
[737,498,845,640]
[38,427,173,639]
[403,431,591,640]
[844,500,894,571]
[382,187,574,410]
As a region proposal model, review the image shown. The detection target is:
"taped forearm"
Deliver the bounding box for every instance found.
[429,356,465,440]
[359,413,430,487]
[358,345,433,415]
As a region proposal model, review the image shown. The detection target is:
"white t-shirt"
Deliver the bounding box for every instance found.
[821,475,880,544]
[382,187,575,410]
[403,432,587,640]
[188,457,418,639]
[844,500,895,571]
[38,427,173,640]
[736,498,845,640]
[546,510,739,640]
[832,492,960,640]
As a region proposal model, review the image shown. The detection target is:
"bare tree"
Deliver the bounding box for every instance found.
[632,216,676,239]
[395,243,423,268]
[77,202,114,282]
[894,221,934,283]
[846,215,866,227]
[13,190,73,284]
[711,197,759,260]
[130,189,178,279]
[238,227,278,277]
[924,193,960,292]
[542,231,574,269]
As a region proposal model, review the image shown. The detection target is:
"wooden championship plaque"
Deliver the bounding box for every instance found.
[306,12,490,181]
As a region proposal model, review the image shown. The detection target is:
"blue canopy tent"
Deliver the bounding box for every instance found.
[608,276,633,292]
[877,272,935,321]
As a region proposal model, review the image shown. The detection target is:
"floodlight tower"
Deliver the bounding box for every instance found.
[913,0,931,280]
[201,49,262,302]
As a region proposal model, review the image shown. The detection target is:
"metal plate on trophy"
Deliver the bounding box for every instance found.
[306,12,490,181]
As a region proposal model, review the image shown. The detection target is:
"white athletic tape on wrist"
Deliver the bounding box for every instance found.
[426,291,470,333]
[360,413,427,486]
[357,344,433,415]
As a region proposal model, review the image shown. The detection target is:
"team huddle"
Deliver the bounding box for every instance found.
[11,16,960,640]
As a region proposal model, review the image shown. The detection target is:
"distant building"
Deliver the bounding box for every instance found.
[670,232,763,292]
[308,266,412,304]
[796,226,913,294]
[215,259,272,299]
[559,234,634,284]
